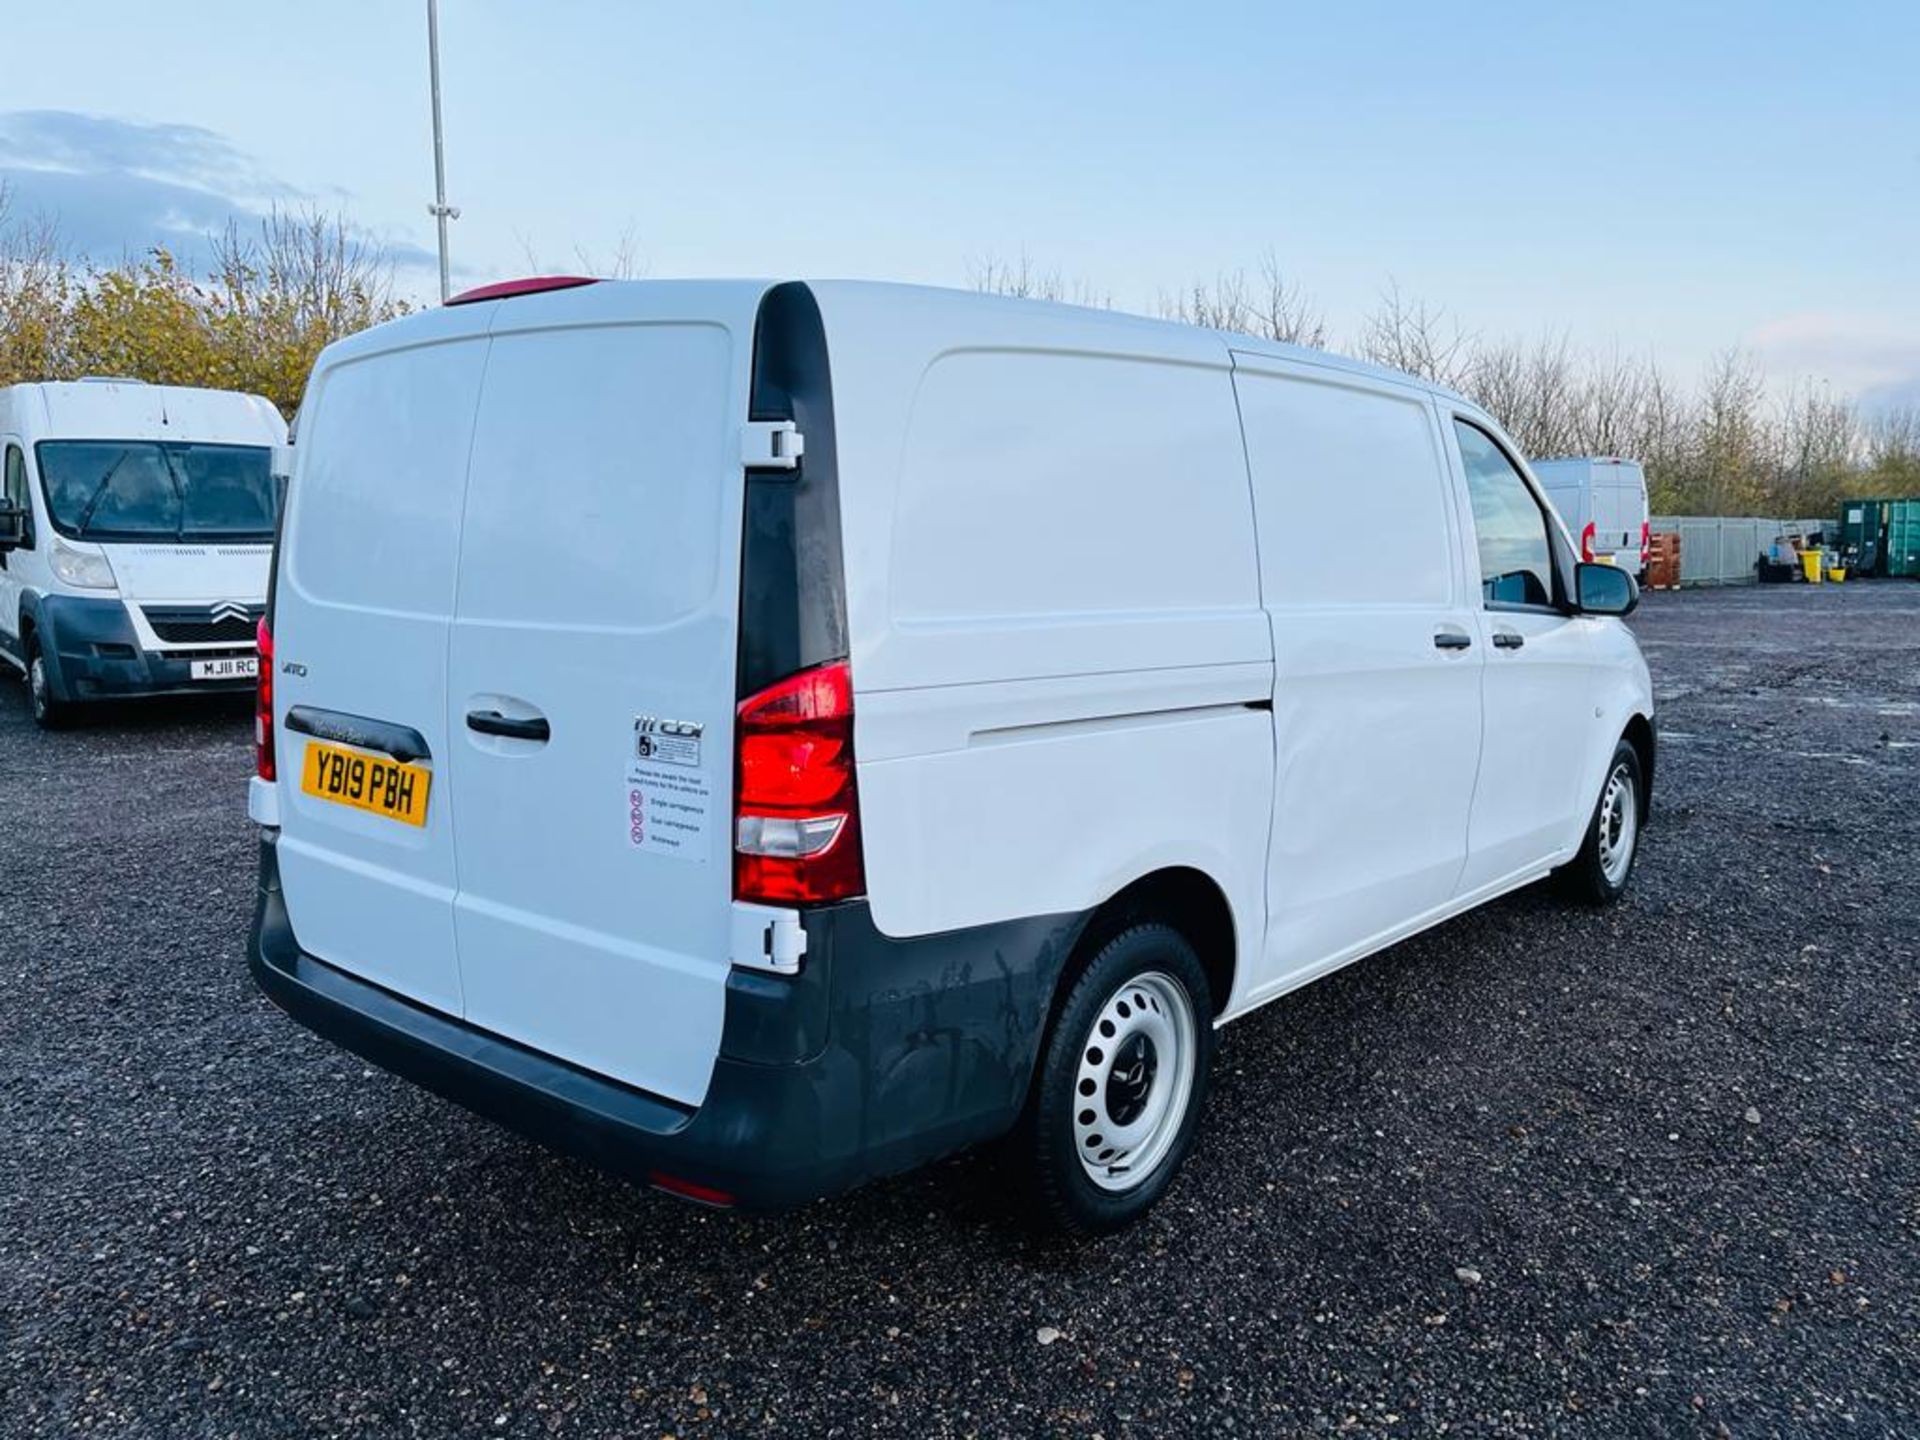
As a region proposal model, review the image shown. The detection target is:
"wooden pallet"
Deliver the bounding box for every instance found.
[1646,533,1682,590]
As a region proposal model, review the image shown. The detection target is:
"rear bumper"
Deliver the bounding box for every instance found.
[36,594,254,701]
[248,835,1083,1210]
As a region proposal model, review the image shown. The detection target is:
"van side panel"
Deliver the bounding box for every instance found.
[813,285,1271,1001]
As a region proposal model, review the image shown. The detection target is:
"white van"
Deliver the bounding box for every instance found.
[247,279,1655,1233]
[0,380,289,727]
[1531,456,1650,579]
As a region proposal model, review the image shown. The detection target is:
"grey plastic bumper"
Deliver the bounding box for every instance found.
[247,834,1083,1209]
[35,593,254,701]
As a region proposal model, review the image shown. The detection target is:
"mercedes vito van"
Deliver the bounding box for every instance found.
[247,278,1654,1233]
[0,380,289,727]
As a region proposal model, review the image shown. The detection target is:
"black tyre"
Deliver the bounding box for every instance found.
[25,635,70,730]
[1020,922,1215,1236]
[1556,739,1643,905]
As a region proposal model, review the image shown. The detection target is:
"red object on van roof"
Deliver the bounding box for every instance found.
[445,275,597,306]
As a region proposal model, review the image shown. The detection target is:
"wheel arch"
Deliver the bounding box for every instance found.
[1065,866,1238,1020]
[1621,711,1656,811]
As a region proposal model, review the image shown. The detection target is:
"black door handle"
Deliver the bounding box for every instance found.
[1492,631,1525,650]
[466,709,550,742]
[1433,630,1473,651]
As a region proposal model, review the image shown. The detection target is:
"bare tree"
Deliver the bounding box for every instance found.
[1862,405,1920,495]
[1252,253,1328,348]
[1572,349,1653,458]
[574,222,646,280]
[1359,280,1473,389]
[968,250,1109,308]
[1693,349,1769,515]
[514,224,647,280]
[203,209,411,413]
[0,184,74,384]
[1159,251,1327,347]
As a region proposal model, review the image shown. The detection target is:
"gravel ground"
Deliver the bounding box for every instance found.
[2,583,1916,1438]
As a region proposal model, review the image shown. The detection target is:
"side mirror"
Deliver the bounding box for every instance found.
[1576,561,1638,617]
[269,442,293,516]
[0,504,26,553]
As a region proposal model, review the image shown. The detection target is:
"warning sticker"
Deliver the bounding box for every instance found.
[634,715,702,768]
[625,715,710,859]
[625,761,712,860]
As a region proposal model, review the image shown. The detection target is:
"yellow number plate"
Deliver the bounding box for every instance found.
[301,740,431,827]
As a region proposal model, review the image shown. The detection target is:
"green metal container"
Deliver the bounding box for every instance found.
[1836,497,1890,574]
[1888,499,1920,578]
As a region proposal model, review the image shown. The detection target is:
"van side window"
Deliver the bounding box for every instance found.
[1454,420,1551,608]
[4,445,32,549]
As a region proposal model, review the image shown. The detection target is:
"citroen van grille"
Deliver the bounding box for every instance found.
[142,603,264,645]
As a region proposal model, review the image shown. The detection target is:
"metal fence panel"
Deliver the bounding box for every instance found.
[1652,515,1790,586]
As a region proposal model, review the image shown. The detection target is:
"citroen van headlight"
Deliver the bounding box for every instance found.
[50,538,117,590]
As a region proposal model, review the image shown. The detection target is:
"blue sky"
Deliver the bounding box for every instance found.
[3,1,1916,405]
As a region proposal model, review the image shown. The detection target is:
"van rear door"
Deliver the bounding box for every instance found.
[1596,475,1636,555]
[272,313,493,1016]
[442,292,757,1107]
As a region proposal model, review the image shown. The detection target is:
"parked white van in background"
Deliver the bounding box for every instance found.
[0,380,289,727]
[247,279,1655,1233]
[1532,456,1651,580]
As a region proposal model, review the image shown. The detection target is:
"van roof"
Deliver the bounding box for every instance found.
[0,379,287,447]
[327,276,1467,406]
[814,279,1468,401]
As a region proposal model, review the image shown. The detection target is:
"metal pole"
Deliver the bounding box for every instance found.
[426,0,459,302]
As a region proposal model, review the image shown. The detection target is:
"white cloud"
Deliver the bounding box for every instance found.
[1748,312,1920,415]
[0,109,436,272]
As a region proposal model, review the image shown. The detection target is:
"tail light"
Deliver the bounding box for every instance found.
[255,617,275,781]
[1640,520,1651,567]
[1580,520,1597,563]
[648,1171,736,1208]
[733,659,864,905]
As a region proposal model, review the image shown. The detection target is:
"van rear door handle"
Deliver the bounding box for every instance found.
[465,709,551,742]
[1433,629,1473,651]
[1492,631,1526,650]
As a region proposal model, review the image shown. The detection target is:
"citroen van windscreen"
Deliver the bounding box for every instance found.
[36,440,276,542]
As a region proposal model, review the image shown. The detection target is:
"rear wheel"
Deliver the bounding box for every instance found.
[1557,739,1642,904]
[25,635,69,730]
[1021,922,1214,1236]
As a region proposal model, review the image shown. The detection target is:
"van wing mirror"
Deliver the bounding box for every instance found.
[1576,561,1638,617]
[269,442,293,515]
[0,503,26,552]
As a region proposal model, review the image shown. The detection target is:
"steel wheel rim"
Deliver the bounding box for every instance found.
[1597,762,1637,885]
[1072,970,1197,1192]
[29,657,47,719]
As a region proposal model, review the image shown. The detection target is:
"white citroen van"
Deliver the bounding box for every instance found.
[0,380,289,727]
[247,279,1654,1233]
[1531,456,1651,581]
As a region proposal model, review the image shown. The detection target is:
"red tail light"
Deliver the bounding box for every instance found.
[1580,520,1597,563]
[1640,519,1651,567]
[648,1171,737,1208]
[255,617,275,781]
[733,659,864,905]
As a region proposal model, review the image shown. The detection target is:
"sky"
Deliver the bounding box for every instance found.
[3,0,1916,408]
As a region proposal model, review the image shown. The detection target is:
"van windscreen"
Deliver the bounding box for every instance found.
[36,440,276,542]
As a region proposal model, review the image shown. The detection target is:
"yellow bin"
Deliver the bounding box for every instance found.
[1801,550,1824,583]
[1828,566,1847,583]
